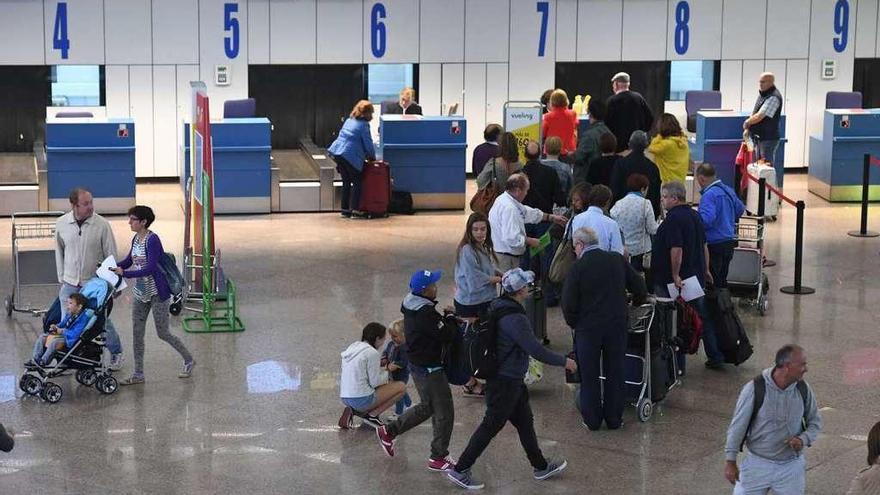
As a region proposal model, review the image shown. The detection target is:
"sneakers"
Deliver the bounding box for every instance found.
[376,425,395,457]
[705,360,725,370]
[179,360,195,378]
[447,469,484,490]
[361,414,383,429]
[427,456,457,472]
[338,407,354,429]
[119,374,145,386]
[109,354,124,371]
[534,459,568,481]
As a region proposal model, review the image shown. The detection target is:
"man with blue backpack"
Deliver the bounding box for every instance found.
[447,268,577,490]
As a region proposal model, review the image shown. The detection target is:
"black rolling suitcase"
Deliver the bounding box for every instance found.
[708,288,754,365]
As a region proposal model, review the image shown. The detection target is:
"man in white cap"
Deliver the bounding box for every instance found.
[605,72,655,152]
[447,268,577,490]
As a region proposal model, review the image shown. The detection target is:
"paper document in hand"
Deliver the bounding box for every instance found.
[529,232,552,257]
[666,275,704,302]
[96,255,127,292]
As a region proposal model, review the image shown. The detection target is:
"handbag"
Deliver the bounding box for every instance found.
[469,158,501,216]
[641,200,653,270]
[548,219,576,284]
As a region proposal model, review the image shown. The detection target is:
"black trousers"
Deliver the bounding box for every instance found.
[708,240,736,288]
[454,378,548,472]
[333,156,362,212]
[575,325,626,430]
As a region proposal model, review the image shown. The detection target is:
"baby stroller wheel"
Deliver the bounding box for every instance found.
[23,375,42,396]
[97,375,118,395]
[19,374,29,393]
[41,382,62,403]
[76,370,98,386]
[637,398,653,422]
[169,301,182,316]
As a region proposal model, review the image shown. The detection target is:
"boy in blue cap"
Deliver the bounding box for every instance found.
[376,269,460,472]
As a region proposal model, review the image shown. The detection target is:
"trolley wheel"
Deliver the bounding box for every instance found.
[41,382,62,403]
[759,296,769,316]
[637,398,653,422]
[24,375,43,396]
[5,295,12,317]
[169,301,182,316]
[97,375,118,395]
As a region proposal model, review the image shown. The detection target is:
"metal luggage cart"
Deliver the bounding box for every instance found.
[5,211,65,316]
[623,303,658,422]
[729,216,769,315]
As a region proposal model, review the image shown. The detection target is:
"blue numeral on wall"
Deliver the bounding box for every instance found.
[833,0,849,53]
[53,2,70,59]
[537,1,549,57]
[371,3,387,58]
[674,1,690,55]
[224,3,240,59]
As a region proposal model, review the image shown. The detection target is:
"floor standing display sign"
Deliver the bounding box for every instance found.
[503,101,543,160]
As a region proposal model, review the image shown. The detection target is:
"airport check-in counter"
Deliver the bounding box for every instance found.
[45,117,136,213]
[808,109,880,201]
[691,111,786,188]
[379,115,467,210]
[183,118,272,214]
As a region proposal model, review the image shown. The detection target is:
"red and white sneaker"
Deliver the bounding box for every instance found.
[376,425,395,457]
[427,456,457,472]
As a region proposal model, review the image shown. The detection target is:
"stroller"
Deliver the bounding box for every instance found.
[19,277,120,403]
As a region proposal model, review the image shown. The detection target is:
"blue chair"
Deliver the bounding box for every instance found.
[223,98,256,119]
[825,91,862,109]
[685,90,722,132]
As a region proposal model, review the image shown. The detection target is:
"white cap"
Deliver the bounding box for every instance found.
[501,268,535,293]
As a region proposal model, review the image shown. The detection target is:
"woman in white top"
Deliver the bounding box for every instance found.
[610,173,658,274]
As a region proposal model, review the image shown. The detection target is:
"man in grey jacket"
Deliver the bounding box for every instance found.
[725,344,822,494]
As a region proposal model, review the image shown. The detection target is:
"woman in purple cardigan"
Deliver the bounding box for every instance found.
[111,206,194,385]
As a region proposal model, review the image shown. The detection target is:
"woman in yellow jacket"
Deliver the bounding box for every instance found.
[648,113,690,184]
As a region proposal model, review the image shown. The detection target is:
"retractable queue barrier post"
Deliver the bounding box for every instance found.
[780,200,816,295]
[847,154,879,238]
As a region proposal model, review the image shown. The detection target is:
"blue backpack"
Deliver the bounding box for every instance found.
[158,252,184,296]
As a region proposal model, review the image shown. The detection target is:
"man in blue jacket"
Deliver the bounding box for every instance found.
[696,163,745,288]
[447,268,577,490]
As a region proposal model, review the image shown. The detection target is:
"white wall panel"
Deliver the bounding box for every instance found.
[270,0,316,63]
[418,64,442,116]
[199,0,249,118]
[465,0,510,63]
[783,59,807,167]
[105,0,151,64]
[508,0,555,101]
[740,60,765,111]
[44,0,104,64]
[765,0,810,59]
[176,65,200,177]
[555,0,578,62]
[721,0,766,60]
[152,66,178,177]
[248,0,270,64]
[363,0,419,63]
[153,0,199,64]
[855,0,878,58]
[316,0,362,63]
[129,66,154,177]
[763,60,787,96]
[719,60,742,111]
[622,0,667,61]
[464,64,488,158]
[666,0,722,60]
[421,0,464,63]
[486,63,509,127]
[0,0,44,64]
[578,0,622,61]
[105,66,130,119]
[442,64,465,115]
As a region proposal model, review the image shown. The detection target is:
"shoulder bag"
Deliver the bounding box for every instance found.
[549,219,576,284]
[469,159,501,216]
[641,200,653,269]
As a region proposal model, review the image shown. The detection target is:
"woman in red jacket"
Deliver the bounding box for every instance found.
[542,89,578,162]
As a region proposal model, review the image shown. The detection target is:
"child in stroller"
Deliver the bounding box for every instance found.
[19,276,120,403]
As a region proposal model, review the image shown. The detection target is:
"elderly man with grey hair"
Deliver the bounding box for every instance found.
[606,72,654,152]
[610,130,662,216]
[562,227,646,431]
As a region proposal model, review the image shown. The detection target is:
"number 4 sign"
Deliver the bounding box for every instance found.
[53,2,70,59]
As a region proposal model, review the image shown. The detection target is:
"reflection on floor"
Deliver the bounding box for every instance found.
[0,173,877,494]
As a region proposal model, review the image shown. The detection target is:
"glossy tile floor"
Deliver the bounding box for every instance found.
[1,173,878,494]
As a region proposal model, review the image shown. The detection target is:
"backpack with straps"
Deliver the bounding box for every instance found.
[453,298,524,381]
[739,375,810,451]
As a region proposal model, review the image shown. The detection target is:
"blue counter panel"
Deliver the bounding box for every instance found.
[808,109,880,201]
[694,111,786,188]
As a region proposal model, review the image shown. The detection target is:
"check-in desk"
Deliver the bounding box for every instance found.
[380,115,467,209]
[808,109,880,202]
[183,118,272,214]
[45,118,136,213]
[691,111,786,188]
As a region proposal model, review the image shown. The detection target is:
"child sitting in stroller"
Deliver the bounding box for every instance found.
[29,293,94,367]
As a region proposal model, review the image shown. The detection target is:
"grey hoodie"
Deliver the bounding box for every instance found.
[339,341,388,399]
[725,367,822,462]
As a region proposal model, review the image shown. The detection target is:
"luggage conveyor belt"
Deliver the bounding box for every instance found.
[272,139,341,212]
[0,147,44,216]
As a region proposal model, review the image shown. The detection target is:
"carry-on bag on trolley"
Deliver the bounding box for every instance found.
[746,162,779,218]
[359,160,391,217]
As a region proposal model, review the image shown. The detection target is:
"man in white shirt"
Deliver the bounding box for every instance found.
[489,173,566,272]
[570,185,625,255]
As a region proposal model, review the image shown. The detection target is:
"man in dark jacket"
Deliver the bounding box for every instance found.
[574,98,611,182]
[744,72,784,186]
[562,227,647,431]
[377,269,459,471]
[605,72,654,152]
[610,130,662,217]
[448,268,576,490]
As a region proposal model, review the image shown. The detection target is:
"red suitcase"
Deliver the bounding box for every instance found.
[359,160,391,217]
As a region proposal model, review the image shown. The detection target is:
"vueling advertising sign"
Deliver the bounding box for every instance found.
[504,102,543,160]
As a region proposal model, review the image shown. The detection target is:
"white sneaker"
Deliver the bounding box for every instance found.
[109,354,125,371]
[179,360,195,378]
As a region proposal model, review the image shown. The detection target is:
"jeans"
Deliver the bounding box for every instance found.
[708,241,737,289]
[385,368,454,459]
[334,156,362,212]
[60,283,122,355]
[654,285,724,365]
[496,253,521,273]
[575,325,626,430]
[755,139,782,188]
[131,295,193,376]
[33,334,66,365]
[394,392,412,415]
[454,378,548,473]
[734,453,805,495]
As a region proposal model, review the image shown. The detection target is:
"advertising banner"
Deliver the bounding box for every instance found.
[503,102,543,160]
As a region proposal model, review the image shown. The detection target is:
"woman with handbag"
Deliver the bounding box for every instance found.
[610,173,658,276]
[472,133,522,215]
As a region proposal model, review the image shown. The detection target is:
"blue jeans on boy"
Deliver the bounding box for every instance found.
[33,334,65,365]
[395,392,412,415]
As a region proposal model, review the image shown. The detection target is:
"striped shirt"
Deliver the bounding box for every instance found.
[131,233,158,303]
[758,95,781,119]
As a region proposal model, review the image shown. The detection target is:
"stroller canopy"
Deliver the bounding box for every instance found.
[80,277,113,310]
